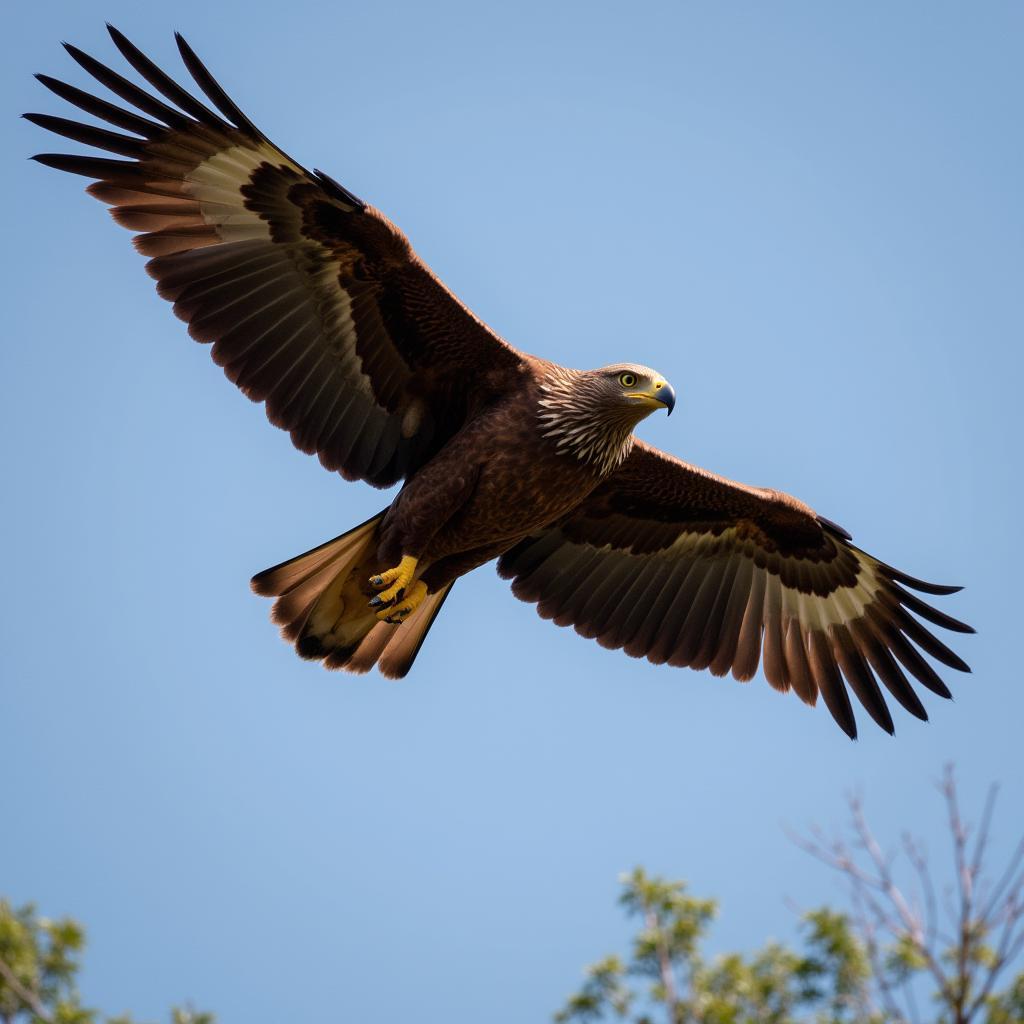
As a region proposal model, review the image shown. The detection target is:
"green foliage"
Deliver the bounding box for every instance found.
[557,770,1024,1024]
[553,870,1023,1024]
[983,972,1024,1024]
[555,956,633,1022]
[797,908,874,1021]
[553,870,877,1024]
[0,901,212,1024]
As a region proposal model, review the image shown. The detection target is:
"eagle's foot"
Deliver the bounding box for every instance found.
[376,580,427,624]
[368,555,419,609]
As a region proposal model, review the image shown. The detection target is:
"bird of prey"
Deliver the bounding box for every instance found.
[28,27,973,738]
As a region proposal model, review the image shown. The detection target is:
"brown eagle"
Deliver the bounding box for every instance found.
[28,27,973,738]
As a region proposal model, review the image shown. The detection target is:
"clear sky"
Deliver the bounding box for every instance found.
[3,2,1022,1020]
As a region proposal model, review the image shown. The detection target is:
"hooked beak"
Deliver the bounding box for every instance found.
[653,380,676,415]
[622,377,677,416]
[627,379,676,415]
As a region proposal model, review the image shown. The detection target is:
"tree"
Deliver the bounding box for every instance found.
[0,901,212,1024]
[555,767,1024,1023]
[553,869,877,1024]
[795,765,1024,1024]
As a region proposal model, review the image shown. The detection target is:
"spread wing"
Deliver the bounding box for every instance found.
[28,27,528,487]
[498,441,973,738]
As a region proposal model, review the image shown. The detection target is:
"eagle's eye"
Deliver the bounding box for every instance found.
[619,372,638,388]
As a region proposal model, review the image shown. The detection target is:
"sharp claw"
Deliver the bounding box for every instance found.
[369,575,384,587]
[369,595,383,608]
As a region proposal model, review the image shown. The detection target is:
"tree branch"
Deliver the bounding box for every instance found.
[0,955,53,1024]
[644,909,680,1021]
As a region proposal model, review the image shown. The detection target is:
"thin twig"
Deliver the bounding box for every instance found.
[980,835,1024,923]
[851,886,906,1023]
[904,833,939,952]
[942,766,973,1024]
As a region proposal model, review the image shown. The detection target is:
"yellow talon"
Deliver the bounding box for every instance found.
[376,580,427,623]
[368,555,419,608]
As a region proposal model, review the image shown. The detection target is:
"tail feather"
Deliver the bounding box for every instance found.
[252,510,385,660]
[379,583,455,678]
[251,511,452,676]
[345,621,396,675]
[346,582,455,678]
[251,511,384,598]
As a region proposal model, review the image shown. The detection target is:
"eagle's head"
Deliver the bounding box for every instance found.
[537,363,676,474]
[589,363,677,418]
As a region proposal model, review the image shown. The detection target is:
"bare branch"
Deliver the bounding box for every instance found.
[965,885,1024,1022]
[941,765,974,1023]
[904,833,939,951]
[795,792,957,1007]
[969,782,1000,884]
[644,908,680,1019]
[980,834,1024,923]
[851,886,907,1023]
[792,764,1024,1024]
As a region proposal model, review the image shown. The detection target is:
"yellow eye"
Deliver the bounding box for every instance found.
[619,372,637,388]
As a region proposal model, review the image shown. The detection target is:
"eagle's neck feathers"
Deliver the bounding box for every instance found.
[536,371,636,476]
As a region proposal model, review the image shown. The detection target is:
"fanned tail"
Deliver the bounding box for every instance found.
[251,511,451,675]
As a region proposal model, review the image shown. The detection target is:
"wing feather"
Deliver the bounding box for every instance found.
[499,441,972,737]
[30,27,529,487]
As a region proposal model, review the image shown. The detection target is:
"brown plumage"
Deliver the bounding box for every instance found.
[29,28,973,737]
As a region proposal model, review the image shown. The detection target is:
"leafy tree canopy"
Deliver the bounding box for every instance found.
[0,901,211,1024]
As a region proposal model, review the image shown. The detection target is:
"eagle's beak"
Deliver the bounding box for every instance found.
[624,378,676,415]
[653,380,676,415]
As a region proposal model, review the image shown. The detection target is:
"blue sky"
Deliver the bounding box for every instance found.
[3,2,1022,1020]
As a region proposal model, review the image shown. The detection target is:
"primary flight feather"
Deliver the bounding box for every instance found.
[28,27,973,738]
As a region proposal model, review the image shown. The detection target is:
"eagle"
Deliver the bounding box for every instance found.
[28,27,973,738]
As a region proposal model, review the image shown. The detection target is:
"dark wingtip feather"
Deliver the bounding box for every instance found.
[23,111,146,157]
[313,168,366,211]
[33,73,165,139]
[823,694,858,740]
[871,702,896,735]
[174,31,262,138]
[35,72,64,91]
[106,24,231,131]
[896,585,975,635]
[945,652,973,672]
[817,515,853,541]
[897,613,974,673]
[59,39,194,131]
[62,41,91,64]
[31,151,135,178]
[881,561,964,596]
